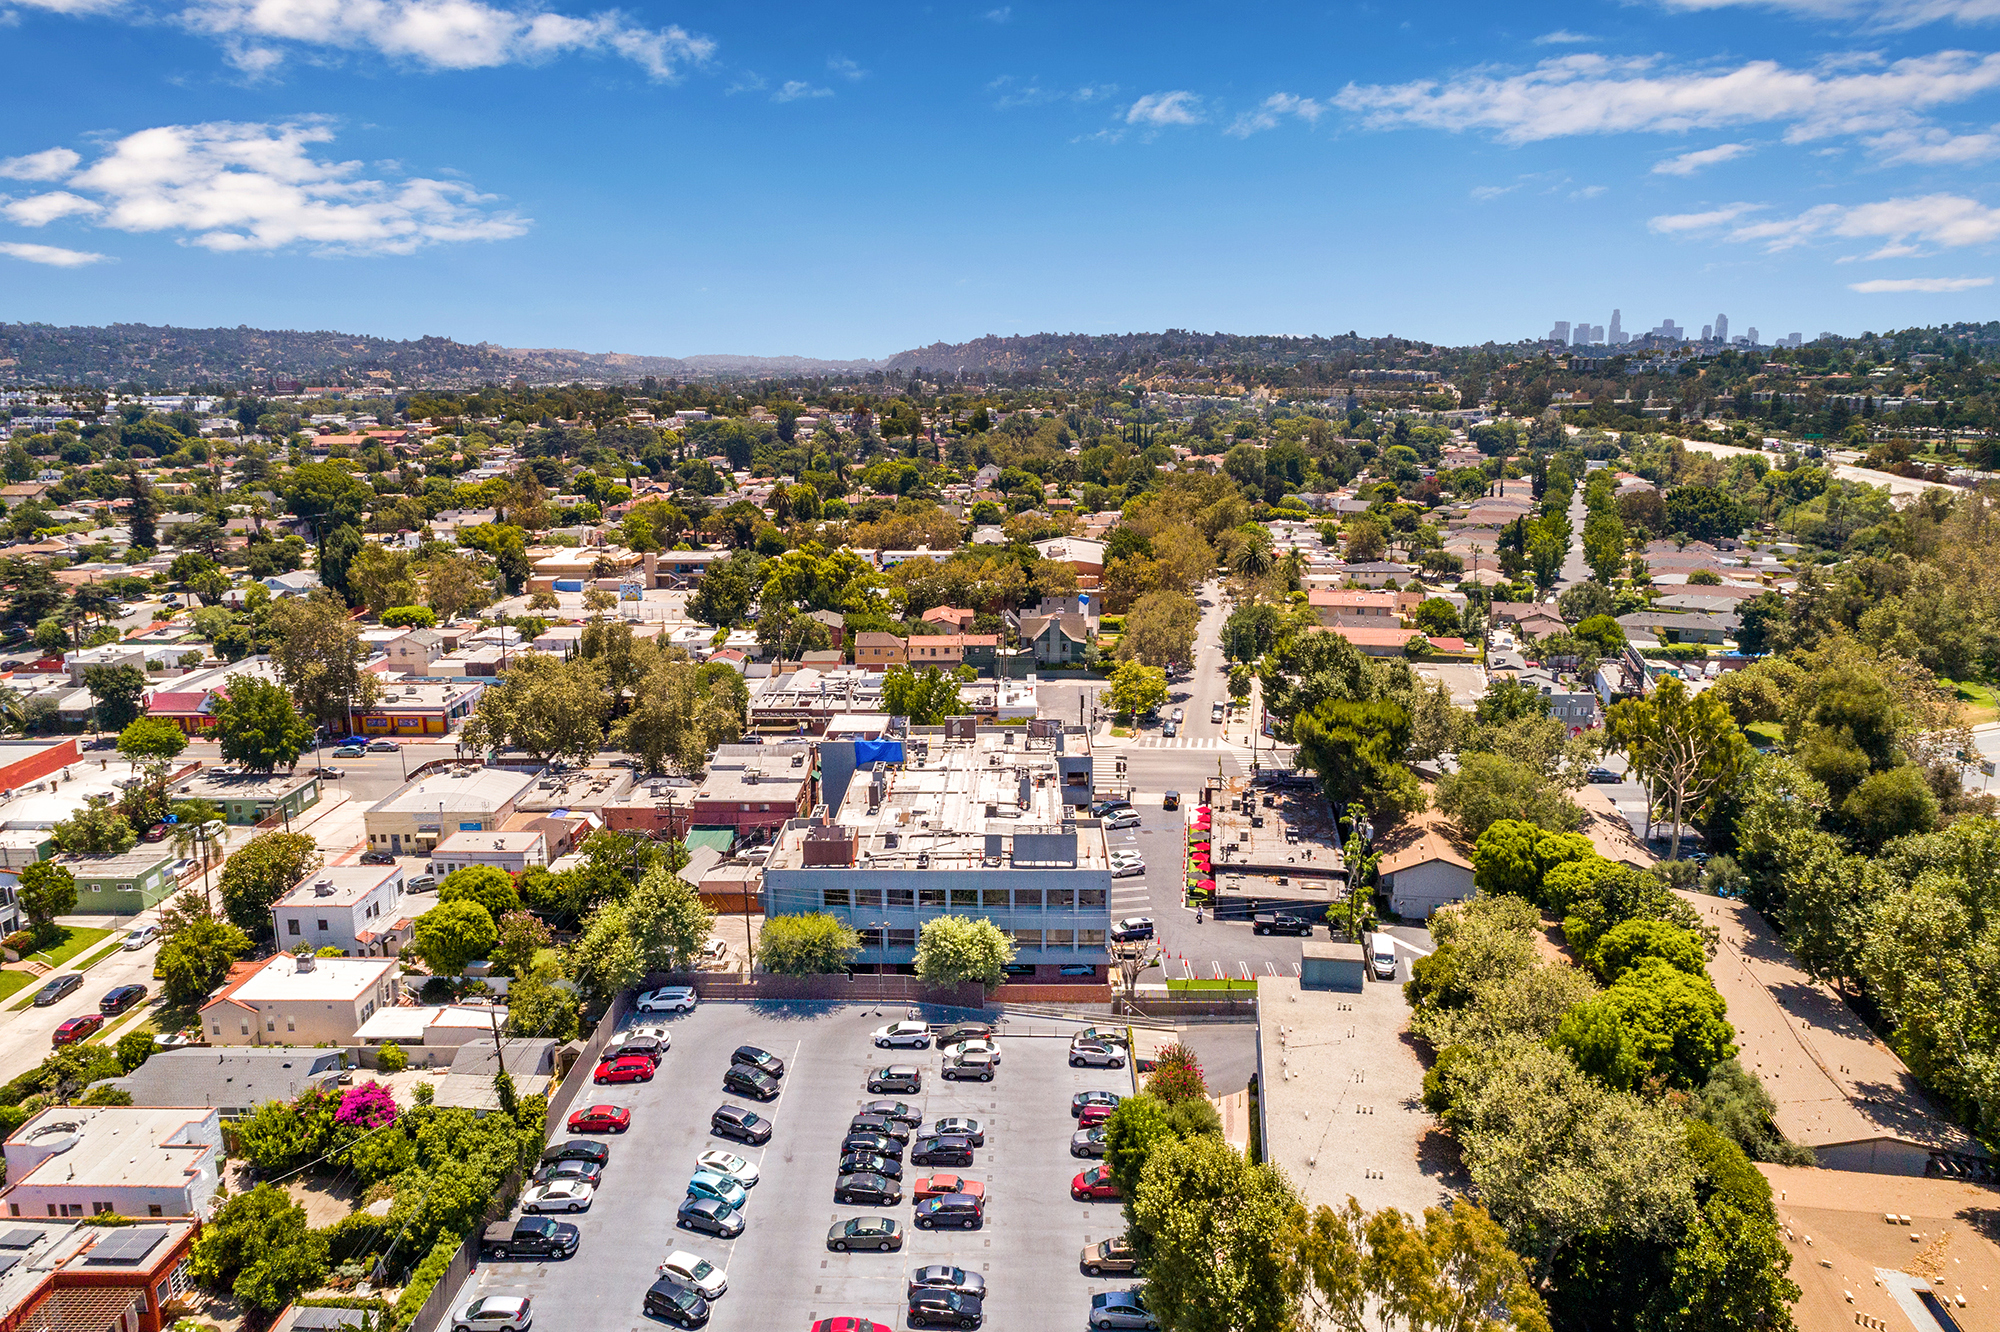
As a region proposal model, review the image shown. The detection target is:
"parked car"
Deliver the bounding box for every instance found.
[1252,913,1315,937]
[541,1139,609,1168]
[866,1066,922,1095]
[834,1172,901,1206]
[812,1322,895,1332]
[366,739,400,752]
[641,1275,709,1329]
[121,925,160,950]
[1073,1166,1122,1200]
[847,1114,911,1143]
[838,1152,903,1181]
[913,1193,984,1231]
[1078,1101,1119,1128]
[1071,1126,1109,1158]
[1072,1090,1123,1119]
[481,1217,578,1260]
[908,1266,986,1300]
[675,1197,743,1239]
[840,1132,904,1160]
[658,1250,727,1300]
[1164,789,1181,809]
[359,851,396,865]
[1082,1235,1141,1277]
[940,1038,1000,1065]
[908,1135,974,1168]
[826,1218,902,1253]
[722,1065,779,1101]
[612,1034,666,1064]
[932,1022,992,1045]
[52,1014,103,1045]
[1072,1026,1130,1048]
[685,1171,747,1210]
[1105,809,1142,829]
[694,1149,758,1187]
[405,874,436,892]
[31,974,82,1007]
[607,1023,671,1054]
[333,744,367,757]
[520,1179,594,1213]
[593,1054,654,1084]
[871,1020,931,1049]
[1089,1289,1159,1330]
[1090,799,1132,818]
[637,986,697,1013]
[1111,856,1145,878]
[911,1174,984,1204]
[942,1050,996,1082]
[309,765,345,780]
[907,1289,983,1328]
[730,1045,785,1077]
[929,1116,983,1145]
[1070,1042,1126,1069]
[532,1159,603,1187]
[452,1295,533,1332]
[1587,766,1619,783]
[860,1100,921,1126]
[566,1103,631,1134]
[98,983,147,1015]
[1109,917,1154,942]
[710,1104,771,1144]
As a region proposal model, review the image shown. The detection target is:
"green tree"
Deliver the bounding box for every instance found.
[189,1184,328,1313]
[1277,1198,1551,1332]
[49,798,136,855]
[156,914,252,1009]
[609,656,745,775]
[1411,598,1461,637]
[82,664,148,731]
[1118,589,1200,668]
[116,717,187,767]
[126,468,159,553]
[1607,675,1749,858]
[210,673,313,773]
[438,865,522,921]
[115,1029,156,1073]
[501,973,580,1041]
[461,651,608,764]
[1130,1133,1301,1332]
[880,665,965,726]
[913,914,1015,987]
[1469,820,1594,904]
[1601,958,1737,1089]
[216,832,322,936]
[265,591,380,735]
[687,560,753,628]
[757,912,862,975]
[1293,698,1423,816]
[411,899,498,975]
[1103,1094,1175,1198]
[1106,659,1168,721]
[16,861,77,931]
[491,909,554,978]
[1585,918,1705,982]
[380,605,437,629]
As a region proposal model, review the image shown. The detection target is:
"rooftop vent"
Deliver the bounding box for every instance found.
[312,880,335,897]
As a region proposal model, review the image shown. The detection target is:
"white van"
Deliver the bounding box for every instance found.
[1369,933,1398,981]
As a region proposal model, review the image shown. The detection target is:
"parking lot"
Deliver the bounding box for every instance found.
[456,1001,1138,1332]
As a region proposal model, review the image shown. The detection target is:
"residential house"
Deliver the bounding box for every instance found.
[1030,537,1106,583]
[271,863,413,957]
[3,1107,223,1218]
[1614,610,1738,645]
[902,634,998,672]
[61,848,181,915]
[920,607,976,633]
[1374,805,1475,918]
[806,610,846,647]
[199,953,401,1046]
[383,629,445,671]
[430,829,546,877]
[853,633,907,671]
[98,1049,346,1116]
[1308,589,1402,626]
[0,1217,200,1332]
[1018,612,1092,666]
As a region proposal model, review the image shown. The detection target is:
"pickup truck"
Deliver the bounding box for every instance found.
[1252,913,1316,937]
[482,1217,580,1260]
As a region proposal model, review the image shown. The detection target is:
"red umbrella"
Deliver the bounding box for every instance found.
[1198,879,1216,892]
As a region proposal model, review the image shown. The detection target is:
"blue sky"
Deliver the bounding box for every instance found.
[1,0,1997,358]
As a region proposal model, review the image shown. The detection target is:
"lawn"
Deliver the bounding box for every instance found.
[1745,721,1784,747]
[0,972,35,1004]
[23,926,112,971]
[1166,978,1259,992]
[1940,678,2000,727]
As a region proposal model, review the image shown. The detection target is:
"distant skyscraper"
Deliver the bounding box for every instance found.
[1549,321,1570,343]
[1609,309,1625,345]
[1573,321,1590,346]
[1746,327,1759,346]
[1650,318,1684,341]
[1715,313,1729,343]
[1702,324,1713,342]
[1591,324,1604,344]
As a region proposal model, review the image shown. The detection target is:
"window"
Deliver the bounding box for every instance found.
[316,919,329,931]
[918,888,945,908]
[886,889,914,908]
[1047,929,1075,949]
[287,919,300,935]
[950,888,978,908]
[823,887,851,908]
[92,1202,113,1215]
[1078,929,1106,947]
[854,888,883,908]
[1047,889,1075,909]
[211,1023,222,1036]
[858,928,885,950]
[240,1023,249,1036]
[1013,889,1042,909]
[148,1206,163,1218]
[1012,928,1042,950]
[1078,889,1106,909]
[887,928,917,949]
[266,1020,276,1032]
[981,888,1009,908]
[286,1018,296,1032]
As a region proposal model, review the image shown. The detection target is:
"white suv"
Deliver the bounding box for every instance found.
[635,986,697,1013]
[453,1296,531,1332]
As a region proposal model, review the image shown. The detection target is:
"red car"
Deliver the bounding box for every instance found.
[52,1014,103,1046]
[912,1174,987,1204]
[593,1054,654,1084]
[1072,1166,1121,1201]
[567,1104,632,1133]
[810,1322,893,1332]
[1078,1102,1117,1128]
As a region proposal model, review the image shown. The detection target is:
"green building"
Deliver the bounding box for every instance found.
[177,768,323,827]
[65,847,181,914]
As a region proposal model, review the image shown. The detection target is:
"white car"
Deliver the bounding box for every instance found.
[660,1250,728,1299]
[1105,810,1142,830]
[521,1179,594,1213]
[453,1296,531,1332]
[872,1020,932,1049]
[696,1149,760,1187]
[608,1023,672,1052]
[121,925,160,950]
[1111,859,1146,879]
[635,986,696,1013]
[941,1038,1001,1066]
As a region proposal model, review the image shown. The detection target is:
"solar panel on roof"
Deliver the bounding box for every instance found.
[0,1230,41,1249]
[84,1227,167,1264]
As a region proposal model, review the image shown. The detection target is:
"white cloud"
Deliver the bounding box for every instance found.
[989,77,1119,109]
[1573,183,1608,197]
[773,81,831,102]
[1471,183,1519,200]
[0,148,82,181]
[1653,142,1753,174]
[2,191,102,225]
[985,5,1011,20]
[164,0,715,79]
[1653,192,2000,253]
[1126,91,1203,127]
[1535,29,1598,43]
[1849,275,1993,291]
[1655,0,2000,31]
[1226,92,1325,137]
[4,0,125,13]
[8,119,525,256]
[1865,125,2000,162]
[0,241,108,266]
[1333,51,2000,144]
[827,55,865,80]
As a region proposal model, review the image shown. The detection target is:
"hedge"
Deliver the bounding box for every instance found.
[392,1235,461,1329]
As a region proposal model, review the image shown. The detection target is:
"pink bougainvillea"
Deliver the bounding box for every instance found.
[334,1081,399,1130]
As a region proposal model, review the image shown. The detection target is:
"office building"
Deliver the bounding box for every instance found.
[1548,321,1570,343]
[761,722,1112,983]
[1608,309,1625,344]
[1715,312,1729,343]
[363,764,535,857]
[1650,318,1684,341]
[1702,324,1713,342]
[1746,327,1760,346]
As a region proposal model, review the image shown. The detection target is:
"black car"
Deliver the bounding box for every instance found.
[930,1116,984,1146]
[838,1151,903,1181]
[31,974,81,1007]
[909,1135,974,1168]
[710,1104,771,1145]
[866,1066,921,1094]
[840,1131,904,1160]
[542,1139,611,1167]
[676,1197,744,1238]
[722,1066,779,1101]
[847,1114,911,1143]
[933,1022,991,1046]
[643,1275,710,1328]
[834,1172,901,1206]
[533,1159,604,1187]
[1587,766,1619,783]
[730,1045,785,1077]
[908,1290,983,1328]
[862,1100,922,1126]
[97,983,147,1015]
[618,1034,667,1064]
[908,1266,987,1300]
[913,1193,983,1231]
[359,850,396,865]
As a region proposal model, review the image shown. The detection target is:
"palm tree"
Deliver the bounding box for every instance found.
[1233,541,1275,581]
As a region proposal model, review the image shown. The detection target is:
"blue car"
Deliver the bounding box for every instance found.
[685,1171,747,1210]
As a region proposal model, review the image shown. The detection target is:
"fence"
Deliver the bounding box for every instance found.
[988,983,1113,1006]
[406,1236,478,1332]
[643,973,986,1010]
[544,990,630,1137]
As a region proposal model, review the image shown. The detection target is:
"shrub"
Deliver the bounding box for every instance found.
[1144,1043,1209,1105]
[334,1082,398,1130]
[375,1042,407,1074]
[393,1235,463,1327]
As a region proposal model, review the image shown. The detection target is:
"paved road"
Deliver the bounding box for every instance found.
[0,933,163,1085]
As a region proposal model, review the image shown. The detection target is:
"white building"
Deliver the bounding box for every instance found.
[431,830,546,877]
[3,1107,223,1219]
[271,862,415,957]
[199,952,400,1046]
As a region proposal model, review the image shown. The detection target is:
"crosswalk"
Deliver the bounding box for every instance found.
[1126,736,1246,750]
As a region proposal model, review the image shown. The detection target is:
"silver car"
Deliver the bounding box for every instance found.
[872,1020,932,1049]
[1069,1042,1126,1069]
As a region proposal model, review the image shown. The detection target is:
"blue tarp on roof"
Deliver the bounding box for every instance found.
[854,739,905,766]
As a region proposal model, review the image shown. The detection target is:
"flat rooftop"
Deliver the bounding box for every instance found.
[434,830,543,854]
[372,765,535,816]
[6,1107,217,1192]
[275,862,399,909]
[511,768,634,812]
[217,953,396,1005]
[176,766,317,800]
